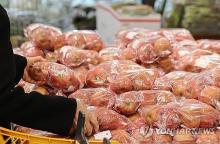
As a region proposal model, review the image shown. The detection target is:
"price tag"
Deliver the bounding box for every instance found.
[94,130,112,140]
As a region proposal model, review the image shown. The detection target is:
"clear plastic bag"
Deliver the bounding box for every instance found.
[56,46,100,68]
[17,80,36,93]
[99,46,121,62]
[165,28,194,42]
[174,49,220,72]
[24,23,65,50]
[197,39,220,54]
[69,88,116,108]
[94,107,131,131]
[65,30,104,52]
[110,129,138,144]
[173,129,195,144]
[196,133,219,144]
[130,127,153,144]
[139,104,181,129]
[114,90,176,116]
[128,113,146,130]
[15,126,60,138]
[177,99,219,128]
[153,71,196,93]
[86,60,163,93]
[123,32,173,64]
[19,41,44,57]
[72,66,89,88]
[27,62,79,92]
[114,91,143,116]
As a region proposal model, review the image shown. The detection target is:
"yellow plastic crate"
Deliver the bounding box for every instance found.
[0,127,119,144]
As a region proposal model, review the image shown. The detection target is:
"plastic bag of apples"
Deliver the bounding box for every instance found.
[24,23,65,50]
[25,62,80,93]
[65,30,104,52]
[154,67,220,110]
[117,29,174,64]
[55,46,100,68]
[139,99,219,129]
[86,60,163,94]
[69,88,116,109]
[114,90,176,116]
[174,49,220,72]
[197,39,220,54]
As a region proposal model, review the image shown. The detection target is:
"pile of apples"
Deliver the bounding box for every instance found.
[14,24,220,144]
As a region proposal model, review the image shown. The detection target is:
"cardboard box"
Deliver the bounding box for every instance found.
[96,2,161,44]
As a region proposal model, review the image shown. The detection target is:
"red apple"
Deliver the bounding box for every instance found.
[196,133,219,144]
[173,129,195,144]
[111,129,138,144]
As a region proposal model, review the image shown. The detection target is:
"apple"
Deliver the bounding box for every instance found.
[141,90,176,106]
[95,108,131,131]
[154,37,171,56]
[178,99,219,128]
[68,89,90,104]
[131,127,153,144]
[173,129,195,144]
[20,41,44,57]
[45,51,58,62]
[152,132,172,144]
[111,129,138,144]
[73,66,88,88]
[199,85,220,110]
[139,104,180,129]
[89,88,116,108]
[114,91,141,116]
[26,24,64,50]
[119,47,137,61]
[99,47,121,62]
[128,113,146,130]
[81,30,104,52]
[65,30,87,49]
[132,69,158,90]
[56,46,86,67]
[109,74,133,94]
[86,66,109,87]
[196,133,219,144]
[84,50,100,65]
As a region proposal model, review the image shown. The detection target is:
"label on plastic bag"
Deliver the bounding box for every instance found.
[94,130,112,140]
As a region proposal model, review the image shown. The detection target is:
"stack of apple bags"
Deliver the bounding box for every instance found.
[13,24,220,144]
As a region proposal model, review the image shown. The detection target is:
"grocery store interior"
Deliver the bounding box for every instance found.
[0,0,220,144]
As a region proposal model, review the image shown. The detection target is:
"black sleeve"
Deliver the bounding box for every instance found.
[0,5,77,136]
[14,54,27,84]
[0,86,77,136]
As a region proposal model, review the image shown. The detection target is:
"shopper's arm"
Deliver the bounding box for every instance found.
[0,85,77,136]
[13,54,27,84]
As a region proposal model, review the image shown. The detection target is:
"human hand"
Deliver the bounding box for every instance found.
[23,56,46,84]
[70,100,99,137]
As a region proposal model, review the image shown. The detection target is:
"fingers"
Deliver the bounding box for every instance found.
[84,119,93,136]
[89,113,99,133]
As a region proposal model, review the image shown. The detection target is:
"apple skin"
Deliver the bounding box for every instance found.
[173,129,196,144]
[196,133,219,144]
[178,99,219,128]
[86,66,109,88]
[114,91,142,116]
[94,108,131,131]
[154,37,171,56]
[111,129,138,144]
[139,104,181,129]
[199,85,220,110]
[130,127,153,144]
[152,132,173,144]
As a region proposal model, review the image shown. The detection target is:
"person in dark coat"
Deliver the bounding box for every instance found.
[0,4,98,137]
